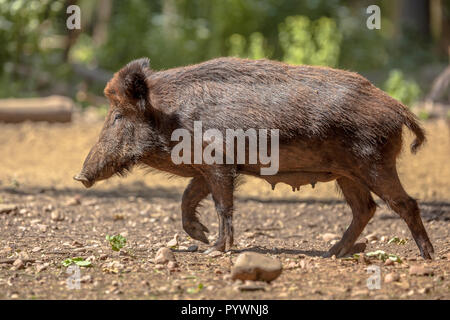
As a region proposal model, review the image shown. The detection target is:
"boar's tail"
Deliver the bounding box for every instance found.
[401,106,426,154]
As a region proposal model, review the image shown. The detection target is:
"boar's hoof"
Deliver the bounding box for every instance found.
[73,174,94,188]
[183,221,210,244]
[322,241,353,258]
[204,243,226,254]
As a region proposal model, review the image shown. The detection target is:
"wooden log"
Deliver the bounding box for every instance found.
[0,95,73,123]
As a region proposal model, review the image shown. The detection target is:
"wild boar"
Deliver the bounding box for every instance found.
[74,57,434,259]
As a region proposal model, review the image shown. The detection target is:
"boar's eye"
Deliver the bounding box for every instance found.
[113,113,123,124]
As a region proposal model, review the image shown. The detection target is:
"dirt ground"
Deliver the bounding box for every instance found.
[0,112,449,300]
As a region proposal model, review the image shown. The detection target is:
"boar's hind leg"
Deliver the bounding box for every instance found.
[368,167,434,260]
[324,177,376,258]
[181,176,210,244]
[201,168,235,253]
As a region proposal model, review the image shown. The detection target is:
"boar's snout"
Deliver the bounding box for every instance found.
[73,173,94,188]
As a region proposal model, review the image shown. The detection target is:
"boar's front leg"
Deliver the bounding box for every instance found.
[323,177,377,258]
[182,176,210,244]
[200,167,235,253]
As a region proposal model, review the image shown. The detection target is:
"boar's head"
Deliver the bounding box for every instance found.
[74,58,163,188]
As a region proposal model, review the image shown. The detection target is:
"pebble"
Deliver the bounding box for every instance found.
[51,210,64,221]
[80,275,93,283]
[154,247,176,264]
[409,265,434,276]
[36,263,49,273]
[66,196,81,206]
[236,281,267,292]
[384,258,394,266]
[358,254,369,265]
[231,252,282,283]
[166,234,179,247]
[12,259,25,270]
[322,233,339,242]
[384,273,400,283]
[418,286,432,294]
[365,233,378,241]
[37,224,48,233]
[187,244,198,252]
[0,204,18,214]
[167,260,178,270]
[31,246,42,253]
[208,250,222,258]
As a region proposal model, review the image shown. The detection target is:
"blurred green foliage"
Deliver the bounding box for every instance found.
[0,0,446,107]
[279,16,341,67]
[383,69,421,106]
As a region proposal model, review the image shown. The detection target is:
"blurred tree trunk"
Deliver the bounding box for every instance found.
[162,0,178,38]
[63,0,81,62]
[93,0,112,46]
[397,0,430,37]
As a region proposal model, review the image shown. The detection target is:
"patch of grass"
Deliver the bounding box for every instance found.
[365,250,402,263]
[344,250,403,263]
[10,178,20,188]
[187,283,204,294]
[106,234,127,252]
[418,110,430,121]
[388,236,407,245]
[61,257,92,267]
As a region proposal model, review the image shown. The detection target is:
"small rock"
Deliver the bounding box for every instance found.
[237,281,267,292]
[80,275,93,283]
[384,273,400,283]
[0,204,18,214]
[154,247,176,264]
[166,234,179,247]
[351,289,369,297]
[167,260,178,270]
[208,250,222,258]
[322,233,339,242]
[365,233,378,241]
[409,265,434,276]
[44,204,53,212]
[12,259,25,270]
[51,210,64,221]
[71,240,83,247]
[66,196,81,206]
[31,246,42,253]
[358,254,369,265]
[418,286,432,294]
[37,224,48,233]
[384,258,394,266]
[299,259,310,269]
[396,281,411,290]
[231,252,282,283]
[36,263,49,273]
[187,244,198,252]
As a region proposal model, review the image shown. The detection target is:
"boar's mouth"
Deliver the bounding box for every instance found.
[73,158,136,189]
[73,174,95,188]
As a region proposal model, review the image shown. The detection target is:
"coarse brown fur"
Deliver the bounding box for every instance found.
[74,57,434,259]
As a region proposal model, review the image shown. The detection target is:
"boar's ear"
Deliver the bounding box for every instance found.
[118,57,152,110]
